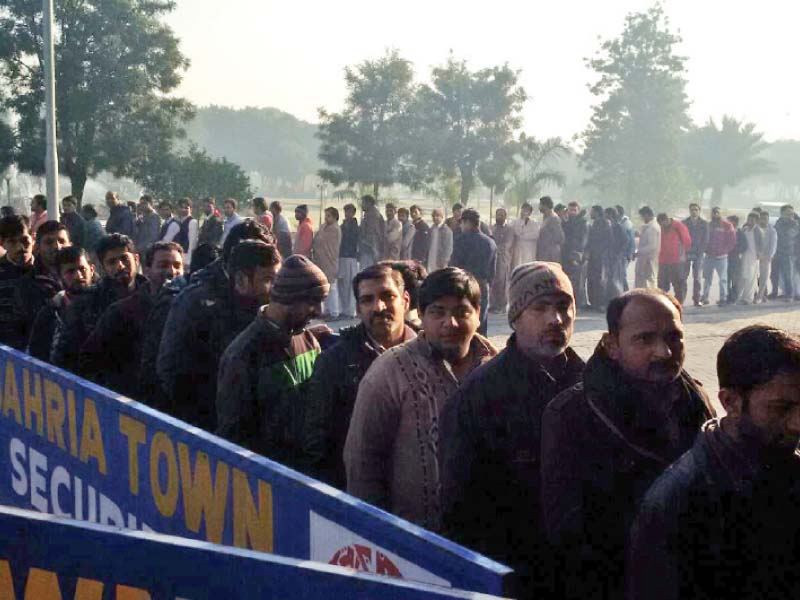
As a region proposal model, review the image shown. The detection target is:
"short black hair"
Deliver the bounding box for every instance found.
[604,207,618,221]
[361,195,376,208]
[615,205,625,217]
[62,195,77,206]
[781,204,794,213]
[689,202,701,211]
[638,206,654,218]
[81,204,98,219]
[656,212,669,223]
[521,202,533,213]
[352,264,405,302]
[190,243,220,274]
[539,195,553,209]
[380,260,428,310]
[228,240,281,280]
[728,215,740,226]
[144,241,183,268]
[32,194,46,210]
[718,325,800,395]
[409,204,422,213]
[178,197,192,209]
[203,196,216,205]
[343,203,356,213]
[140,194,154,205]
[385,202,396,211]
[95,234,135,263]
[590,205,603,217]
[35,220,68,243]
[554,203,566,213]
[606,288,682,336]
[0,215,29,240]
[567,201,580,209]
[223,198,237,209]
[452,203,463,212]
[55,246,89,273]
[253,197,267,212]
[460,208,480,227]
[1,205,16,217]
[269,200,282,212]
[295,204,308,215]
[222,218,274,262]
[157,200,173,211]
[325,206,339,221]
[419,267,480,314]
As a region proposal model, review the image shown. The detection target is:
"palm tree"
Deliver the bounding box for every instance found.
[684,116,774,206]
[504,136,569,215]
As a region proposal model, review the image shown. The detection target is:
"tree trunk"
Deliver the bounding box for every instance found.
[69,170,88,207]
[488,186,495,226]
[459,165,473,205]
[372,182,379,200]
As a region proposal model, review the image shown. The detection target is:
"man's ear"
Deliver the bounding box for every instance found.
[719,388,744,418]
[402,290,411,313]
[603,332,621,360]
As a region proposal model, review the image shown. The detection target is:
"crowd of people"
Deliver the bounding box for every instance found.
[0,190,799,600]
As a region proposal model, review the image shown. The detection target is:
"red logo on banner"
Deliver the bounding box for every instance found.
[329,544,403,578]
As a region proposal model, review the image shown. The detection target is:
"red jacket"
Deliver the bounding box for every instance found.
[659,219,692,265]
[705,219,737,257]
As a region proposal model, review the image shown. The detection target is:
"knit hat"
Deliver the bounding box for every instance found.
[270,254,329,304]
[507,261,574,325]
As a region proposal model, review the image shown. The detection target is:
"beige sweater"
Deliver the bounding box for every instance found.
[344,333,497,531]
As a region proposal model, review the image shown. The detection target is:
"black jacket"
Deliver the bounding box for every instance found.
[586,217,612,262]
[60,211,86,249]
[541,344,715,599]
[51,274,148,372]
[216,312,321,468]
[302,323,416,487]
[627,419,800,600]
[682,217,709,259]
[440,337,584,599]
[562,211,589,265]
[105,204,135,237]
[198,214,223,247]
[450,230,497,283]
[410,219,430,263]
[27,290,86,362]
[157,259,260,431]
[0,257,58,351]
[79,282,155,398]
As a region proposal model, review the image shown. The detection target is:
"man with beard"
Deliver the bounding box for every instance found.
[216,254,329,468]
[541,288,715,599]
[489,207,515,313]
[303,264,416,488]
[34,220,71,282]
[627,325,800,600]
[345,268,497,531]
[60,196,85,249]
[198,197,224,247]
[51,234,147,371]
[441,262,584,599]
[562,201,588,306]
[28,246,95,362]
[0,215,59,350]
[79,242,184,399]
[157,226,278,430]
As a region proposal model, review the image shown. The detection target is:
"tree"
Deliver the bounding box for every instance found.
[317,50,415,198]
[0,0,193,200]
[0,116,13,174]
[409,56,526,204]
[504,136,569,215]
[581,4,691,212]
[477,140,518,214]
[683,116,774,206]
[762,140,800,202]
[137,145,251,203]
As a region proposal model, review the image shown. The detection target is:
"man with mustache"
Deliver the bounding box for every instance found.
[441,262,584,600]
[51,233,147,372]
[303,264,417,488]
[627,325,800,600]
[344,268,497,531]
[541,288,715,599]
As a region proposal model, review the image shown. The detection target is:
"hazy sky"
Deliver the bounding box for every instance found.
[166,0,799,142]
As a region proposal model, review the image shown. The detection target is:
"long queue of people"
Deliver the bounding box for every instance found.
[1,192,799,600]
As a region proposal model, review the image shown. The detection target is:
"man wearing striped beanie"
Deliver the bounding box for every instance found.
[216,255,329,467]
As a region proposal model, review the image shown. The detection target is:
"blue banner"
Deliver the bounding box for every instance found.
[0,346,512,595]
[0,505,506,599]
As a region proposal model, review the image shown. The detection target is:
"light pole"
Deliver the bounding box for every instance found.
[43,0,60,217]
[3,164,14,205]
[317,182,327,226]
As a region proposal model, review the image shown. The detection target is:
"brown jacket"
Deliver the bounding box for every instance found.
[344,333,497,531]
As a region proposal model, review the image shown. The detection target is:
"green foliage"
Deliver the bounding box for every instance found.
[185,106,319,183]
[504,135,569,214]
[407,56,526,204]
[137,145,251,203]
[581,4,692,212]
[0,0,193,199]
[317,50,415,198]
[683,116,774,205]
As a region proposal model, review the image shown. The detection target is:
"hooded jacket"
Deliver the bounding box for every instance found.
[302,322,417,488]
[541,342,715,599]
[627,419,800,600]
[441,336,584,598]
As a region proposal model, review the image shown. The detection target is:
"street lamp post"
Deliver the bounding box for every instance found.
[43,0,60,217]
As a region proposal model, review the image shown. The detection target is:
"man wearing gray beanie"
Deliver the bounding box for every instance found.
[440,261,584,600]
[216,254,329,468]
